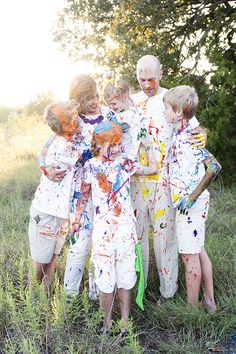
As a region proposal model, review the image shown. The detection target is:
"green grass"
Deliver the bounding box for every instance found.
[0,113,235,353]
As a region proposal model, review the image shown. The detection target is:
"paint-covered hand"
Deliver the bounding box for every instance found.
[189,132,206,149]
[44,164,66,181]
[177,195,196,215]
[119,122,130,133]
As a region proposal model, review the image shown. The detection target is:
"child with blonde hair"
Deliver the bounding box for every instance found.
[72,120,158,334]
[164,85,221,311]
[37,74,129,299]
[28,101,83,293]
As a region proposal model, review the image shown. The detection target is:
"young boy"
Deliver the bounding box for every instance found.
[72,121,158,333]
[163,85,221,311]
[28,100,83,293]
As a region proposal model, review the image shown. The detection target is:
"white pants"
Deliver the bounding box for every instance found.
[131,180,178,298]
[63,196,94,296]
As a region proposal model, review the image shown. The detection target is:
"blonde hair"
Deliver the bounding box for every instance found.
[69,74,97,114]
[103,76,129,103]
[92,121,122,148]
[163,85,198,119]
[136,55,161,79]
[44,100,77,134]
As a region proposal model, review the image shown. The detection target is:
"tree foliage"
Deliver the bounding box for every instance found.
[54,0,236,183]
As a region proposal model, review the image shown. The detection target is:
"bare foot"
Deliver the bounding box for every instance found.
[202,298,217,313]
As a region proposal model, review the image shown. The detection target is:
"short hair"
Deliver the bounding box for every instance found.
[163,85,198,119]
[44,100,77,134]
[136,55,161,79]
[103,79,129,102]
[69,74,97,114]
[92,121,122,148]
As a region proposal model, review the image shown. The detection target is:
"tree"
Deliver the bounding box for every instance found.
[54,0,236,183]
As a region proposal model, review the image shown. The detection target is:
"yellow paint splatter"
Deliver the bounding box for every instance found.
[171,192,179,203]
[154,209,166,220]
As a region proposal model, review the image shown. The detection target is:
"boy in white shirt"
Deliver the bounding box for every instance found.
[71,121,157,334]
[164,85,221,311]
[28,100,83,293]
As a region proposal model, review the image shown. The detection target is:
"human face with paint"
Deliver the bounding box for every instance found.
[137,54,162,97]
[138,68,160,97]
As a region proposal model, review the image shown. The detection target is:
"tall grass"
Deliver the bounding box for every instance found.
[0,112,235,353]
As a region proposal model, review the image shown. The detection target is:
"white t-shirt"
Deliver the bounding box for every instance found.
[83,157,137,226]
[32,136,80,218]
[116,107,148,161]
[132,88,200,183]
[169,126,212,207]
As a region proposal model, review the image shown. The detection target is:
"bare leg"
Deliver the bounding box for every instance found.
[181,254,201,306]
[117,288,130,330]
[43,254,58,294]
[100,291,114,328]
[199,247,216,312]
[34,262,45,282]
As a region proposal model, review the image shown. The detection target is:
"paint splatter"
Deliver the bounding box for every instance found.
[187,216,192,224]
[193,229,198,237]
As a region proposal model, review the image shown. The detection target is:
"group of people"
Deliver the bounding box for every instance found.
[28,54,221,334]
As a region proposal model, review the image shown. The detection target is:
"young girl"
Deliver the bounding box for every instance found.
[71,121,158,333]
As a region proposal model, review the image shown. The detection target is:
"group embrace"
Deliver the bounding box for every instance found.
[28,54,221,335]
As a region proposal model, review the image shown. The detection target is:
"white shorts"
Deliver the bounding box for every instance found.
[175,196,209,254]
[28,206,67,264]
[92,223,137,293]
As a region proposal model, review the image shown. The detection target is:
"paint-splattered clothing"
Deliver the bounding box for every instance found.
[64,107,121,296]
[131,89,200,298]
[169,126,212,207]
[115,107,148,161]
[32,135,82,219]
[169,125,212,254]
[83,156,138,292]
[175,196,209,254]
[83,157,137,225]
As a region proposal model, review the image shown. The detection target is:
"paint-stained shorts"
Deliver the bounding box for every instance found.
[28,206,67,264]
[175,196,210,254]
[92,223,137,293]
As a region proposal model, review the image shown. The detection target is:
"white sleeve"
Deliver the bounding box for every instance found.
[189,116,199,129]
[46,139,78,167]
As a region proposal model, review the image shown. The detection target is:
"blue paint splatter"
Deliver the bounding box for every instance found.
[193,229,198,237]
[187,217,192,224]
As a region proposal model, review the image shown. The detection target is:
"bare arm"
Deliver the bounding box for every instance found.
[135,137,158,175]
[178,156,222,214]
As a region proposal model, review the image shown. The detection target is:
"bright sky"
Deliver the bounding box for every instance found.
[0,0,95,107]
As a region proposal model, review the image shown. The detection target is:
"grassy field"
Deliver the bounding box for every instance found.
[0,113,235,354]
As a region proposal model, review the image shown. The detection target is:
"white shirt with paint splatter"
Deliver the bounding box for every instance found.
[132,88,200,184]
[115,107,148,161]
[32,136,81,219]
[83,157,137,226]
[169,126,212,207]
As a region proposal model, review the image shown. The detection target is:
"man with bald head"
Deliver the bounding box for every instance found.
[131,54,205,299]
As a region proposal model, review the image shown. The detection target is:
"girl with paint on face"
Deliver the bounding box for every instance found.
[71,121,158,334]
[37,74,127,299]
